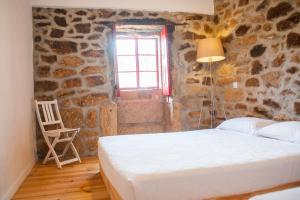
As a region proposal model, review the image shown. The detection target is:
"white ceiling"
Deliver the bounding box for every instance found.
[31,0,215,15]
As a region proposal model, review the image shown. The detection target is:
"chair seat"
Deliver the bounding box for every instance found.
[45,128,79,137]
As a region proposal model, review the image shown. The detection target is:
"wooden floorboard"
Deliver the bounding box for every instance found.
[13,157,110,200]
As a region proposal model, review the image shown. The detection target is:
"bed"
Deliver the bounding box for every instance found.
[98,129,300,200]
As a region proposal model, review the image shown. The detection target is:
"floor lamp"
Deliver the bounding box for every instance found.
[196,38,226,128]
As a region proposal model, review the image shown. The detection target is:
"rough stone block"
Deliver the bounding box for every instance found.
[245,78,260,87]
[85,75,105,86]
[59,56,84,67]
[86,110,97,128]
[54,16,67,27]
[74,23,91,33]
[118,100,164,124]
[80,66,105,75]
[287,32,300,49]
[37,66,50,77]
[63,78,82,88]
[81,49,104,57]
[35,81,58,92]
[50,28,64,38]
[45,40,77,54]
[60,108,84,128]
[261,71,282,88]
[41,55,57,64]
[267,2,293,21]
[73,93,108,106]
[263,99,281,110]
[53,68,77,78]
[235,25,250,36]
[224,88,244,101]
[250,44,266,57]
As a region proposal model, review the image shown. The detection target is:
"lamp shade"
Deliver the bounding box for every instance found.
[197,38,225,63]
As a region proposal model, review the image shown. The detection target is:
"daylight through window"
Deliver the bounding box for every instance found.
[116,37,159,89]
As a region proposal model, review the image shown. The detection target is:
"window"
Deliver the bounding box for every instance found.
[116,37,159,89]
[114,26,171,96]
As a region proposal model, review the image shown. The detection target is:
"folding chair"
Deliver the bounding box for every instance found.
[35,99,81,168]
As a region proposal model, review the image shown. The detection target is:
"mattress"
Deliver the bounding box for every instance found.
[98,129,300,200]
[250,187,300,200]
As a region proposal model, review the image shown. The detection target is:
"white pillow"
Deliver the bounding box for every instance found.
[216,117,275,135]
[256,121,300,143]
[295,128,300,143]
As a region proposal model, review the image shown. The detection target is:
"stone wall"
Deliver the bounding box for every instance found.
[214,0,300,121]
[33,1,300,158]
[32,8,215,158]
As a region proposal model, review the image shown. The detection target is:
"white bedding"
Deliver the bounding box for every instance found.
[250,187,300,200]
[98,129,300,200]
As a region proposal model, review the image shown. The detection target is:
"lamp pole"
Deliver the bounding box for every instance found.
[196,38,226,129]
[208,58,215,128]
[197,59,216,129]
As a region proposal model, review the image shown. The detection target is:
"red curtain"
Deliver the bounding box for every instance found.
[160,26,171,96]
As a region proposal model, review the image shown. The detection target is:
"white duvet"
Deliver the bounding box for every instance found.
[98,129,300,200]
[250,187,300,200]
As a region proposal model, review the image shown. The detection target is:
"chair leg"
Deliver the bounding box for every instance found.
[61,141,71,157]
[70,142,81,163]
[43,137,58,164]
[62,130,77,157]
[44,137,62,168]
[43,150,52,165]
[68,130,81,163]
[61,130,81,164]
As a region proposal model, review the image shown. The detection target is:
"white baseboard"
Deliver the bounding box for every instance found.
[1,159,35,200]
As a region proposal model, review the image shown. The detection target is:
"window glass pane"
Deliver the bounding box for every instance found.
[117,56,136,71]
[116,39,135,55]
[139,72,157,88]
[138,39,156,55]
[118,72,137,88]
[139,56,157,71]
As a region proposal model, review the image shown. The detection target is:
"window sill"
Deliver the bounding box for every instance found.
[118,89,163,100]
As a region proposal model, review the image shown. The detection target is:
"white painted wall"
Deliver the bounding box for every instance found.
[31,0,215,15]
[0,0,36,199]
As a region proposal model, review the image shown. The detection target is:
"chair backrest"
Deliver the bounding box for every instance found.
[34,100,64,133]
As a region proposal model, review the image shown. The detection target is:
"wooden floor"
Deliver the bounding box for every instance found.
[13,156,300,200]
[13,157,110,200]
